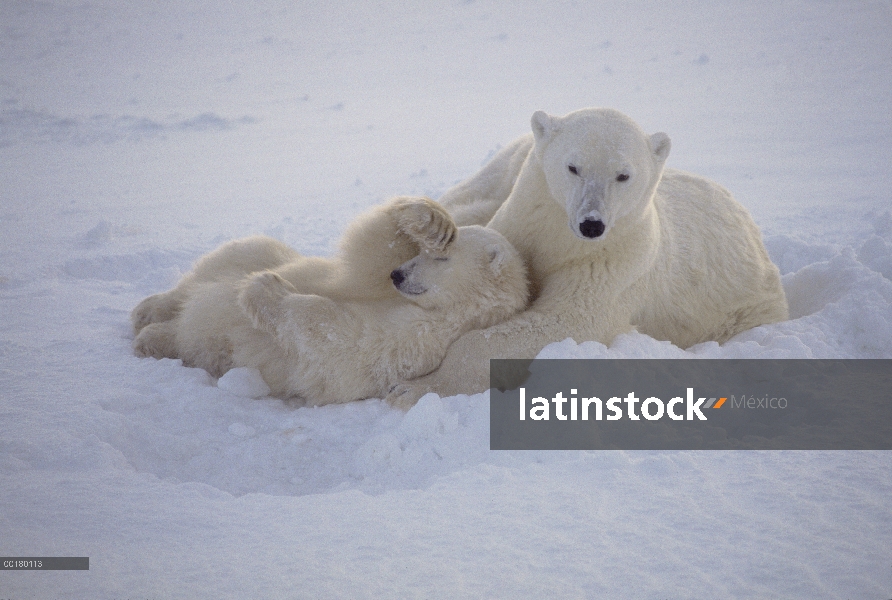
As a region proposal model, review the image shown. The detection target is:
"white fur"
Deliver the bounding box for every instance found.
[388,107,788,407]
[131,197,528,405]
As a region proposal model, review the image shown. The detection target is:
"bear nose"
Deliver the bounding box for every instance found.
[579,219,605,238]
[390,269,405,287]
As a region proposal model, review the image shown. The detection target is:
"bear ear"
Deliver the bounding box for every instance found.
[485,243,507,276]
[650,132,671,163]
[531,110,557,143]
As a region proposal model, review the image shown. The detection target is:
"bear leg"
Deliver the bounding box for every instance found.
[237,271,297,334]
[131,291,184,334]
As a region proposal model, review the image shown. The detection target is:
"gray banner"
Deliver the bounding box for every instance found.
[490,360,892,450]
[1,557,89,570]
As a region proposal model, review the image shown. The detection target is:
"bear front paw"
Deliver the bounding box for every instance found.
[385,381,432,410]
[391,196,458,253]
[237,271,294,332]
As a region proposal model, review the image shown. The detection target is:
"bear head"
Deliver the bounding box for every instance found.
[531,107,671,241]
[390,225,529,328]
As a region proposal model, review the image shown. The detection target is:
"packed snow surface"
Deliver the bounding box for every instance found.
[1,0,890,597]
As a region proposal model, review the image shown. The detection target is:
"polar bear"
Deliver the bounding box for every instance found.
[236,225,527,404]
[131,196,528,405]
[387,107,788,406]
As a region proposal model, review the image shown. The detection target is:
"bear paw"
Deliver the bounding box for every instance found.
[385,381,432,410]
[391,196,457,253]
[131,292,180,334]
[132,322,178,359]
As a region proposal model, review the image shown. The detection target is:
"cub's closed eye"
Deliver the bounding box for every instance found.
[568,165,578,175]
[434,256,449,262]
[616,173,630,182]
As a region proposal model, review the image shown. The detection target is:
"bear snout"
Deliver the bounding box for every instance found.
[390,269,405,288]
[579,219,606,239]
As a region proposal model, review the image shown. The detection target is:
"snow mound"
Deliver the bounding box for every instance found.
[217,367,271,398]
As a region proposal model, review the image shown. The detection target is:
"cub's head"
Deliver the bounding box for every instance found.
[390,225,529,328]
[531,107,671,241]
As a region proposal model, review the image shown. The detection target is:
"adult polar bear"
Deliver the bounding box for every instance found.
[387,107,788,407]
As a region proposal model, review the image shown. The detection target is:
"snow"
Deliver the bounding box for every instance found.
[217,367,272,399]
[1,0,891,597]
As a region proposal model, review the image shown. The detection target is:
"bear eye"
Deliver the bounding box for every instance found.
[616,173,630,182]
[568,165,578,175]
[434,256,449,262]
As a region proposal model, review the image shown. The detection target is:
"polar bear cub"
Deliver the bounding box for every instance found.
[131,197,528,405]
[237,224,526,404]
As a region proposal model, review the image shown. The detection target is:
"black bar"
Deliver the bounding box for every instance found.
[1,557,89,570]
[490,359,892,450]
